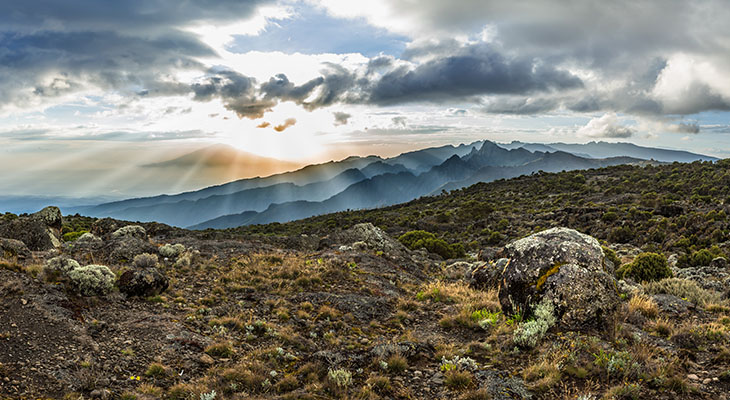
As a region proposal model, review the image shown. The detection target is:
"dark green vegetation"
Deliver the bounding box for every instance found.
[230,160,730,259]
[617,252,672,282]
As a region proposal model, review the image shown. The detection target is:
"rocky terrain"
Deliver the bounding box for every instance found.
[2,160,730,399]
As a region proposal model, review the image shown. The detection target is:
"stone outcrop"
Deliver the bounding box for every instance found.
[498,227,620,330]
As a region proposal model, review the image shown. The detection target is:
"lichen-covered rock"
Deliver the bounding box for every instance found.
[33,206,63,231]
[67,264,116,296]
[111,225,147,240]
[474,370,532,400]
[44,256,81,275]
[498,227,619,330]
[710,257,728,269]
[337,223,407,254]
[0,238,31,260]
[159,243,185,259]
[469,258,509,289]
[91,218,122,239]
[650,294,694,317]
[0,207,63,251]
[118,267,168,297]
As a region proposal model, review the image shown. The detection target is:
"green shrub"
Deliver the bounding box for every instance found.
[62,230,88,242]
[398,230,463,259]
[159,243,185,258]
[608,226,634,243]
[616,252,671,282]
[689,249,714,267]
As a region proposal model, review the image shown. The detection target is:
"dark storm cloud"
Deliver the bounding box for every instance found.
[671,122,701,134]
[0,1,273,34]
[369,44,583,105]
[227,43,582,115]
[191,70,276,119]
[0,1,270,110]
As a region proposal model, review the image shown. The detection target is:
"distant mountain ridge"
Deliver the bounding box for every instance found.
[67,139,717,229]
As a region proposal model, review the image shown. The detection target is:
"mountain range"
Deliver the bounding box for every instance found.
[66,140,717,229]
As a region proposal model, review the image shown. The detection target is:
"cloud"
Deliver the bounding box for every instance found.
[191,69,275,119]
[257,121,271,128]
[273,118,297,132]
[483,96,560,115]
[392,116,407,127]
[0,1,276,114]
[577,113,635,138]
[670,122,701,134]
[368,43,583,105]
[333,112,351,126]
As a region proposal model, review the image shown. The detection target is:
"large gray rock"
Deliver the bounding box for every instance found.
[337,223,407,254]
[0,238,31,260]
[498,227,619,330]
[469,258,509,289]
[0,207,63,250]
[111,225,147,240]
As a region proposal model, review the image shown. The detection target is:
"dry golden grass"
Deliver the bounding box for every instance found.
[416,280,499,307]
[628,293,658,318]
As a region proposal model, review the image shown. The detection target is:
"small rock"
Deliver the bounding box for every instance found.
[200,354,215,365]
[703,378,711,384]
[688,374,699,380]
[710,257,728,269]
[118,267,169,297]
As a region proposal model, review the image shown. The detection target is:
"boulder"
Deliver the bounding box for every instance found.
[33,206,63,231]
[469,258,509,289]
[0,238,31,260]
[0,207,63,251]
[710,257,728,269]
[336,223,407,255]
[498,227,619,330]
[91,218,123,239]
[111,225,147,240]
[651,294,693,317]
[118,267,169,297]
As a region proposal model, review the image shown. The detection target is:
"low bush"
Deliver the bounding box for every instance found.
[617,252,671,282]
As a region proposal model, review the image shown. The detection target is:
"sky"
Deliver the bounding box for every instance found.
[3,0,730,197]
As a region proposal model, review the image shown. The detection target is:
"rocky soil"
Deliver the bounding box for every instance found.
[1,204,730,399]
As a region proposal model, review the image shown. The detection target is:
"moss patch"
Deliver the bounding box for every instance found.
[535,263,562,291]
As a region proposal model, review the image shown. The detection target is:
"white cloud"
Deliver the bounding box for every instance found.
[577,113,635,138]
